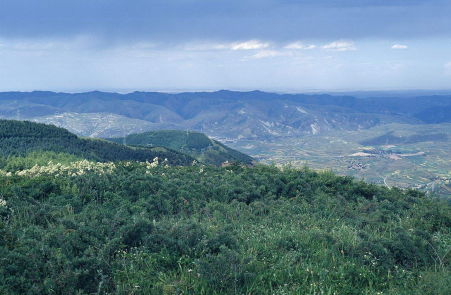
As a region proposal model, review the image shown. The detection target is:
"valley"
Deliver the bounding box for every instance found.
[227,123,451,196]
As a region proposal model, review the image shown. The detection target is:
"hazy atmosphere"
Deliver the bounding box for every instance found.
[1,0,451,92]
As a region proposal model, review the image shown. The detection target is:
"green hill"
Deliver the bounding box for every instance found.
[107,130,255,166]
[0,120,195,166]
[360,131,449,146]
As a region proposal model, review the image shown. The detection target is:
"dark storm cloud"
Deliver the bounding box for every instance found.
[1,0,450,43]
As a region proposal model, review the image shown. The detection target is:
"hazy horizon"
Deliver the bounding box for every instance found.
[2,88,451,99]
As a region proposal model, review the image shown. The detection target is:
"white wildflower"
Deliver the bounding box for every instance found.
[12,159,117,178]
[146,157,159,170]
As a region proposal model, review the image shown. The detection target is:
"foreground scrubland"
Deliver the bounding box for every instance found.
[1,157,451,294]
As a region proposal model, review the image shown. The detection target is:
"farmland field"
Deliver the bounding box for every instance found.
[227,123,451,196]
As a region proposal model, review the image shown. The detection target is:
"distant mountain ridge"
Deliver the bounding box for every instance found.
[414,106,451,124]
[1,90,450,139]
[107,130,255,166]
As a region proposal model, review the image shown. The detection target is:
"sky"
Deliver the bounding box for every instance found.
[0,0,451,92]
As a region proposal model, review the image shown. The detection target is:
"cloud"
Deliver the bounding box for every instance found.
[444,62,451,69]
[253,50,285,58]
[242,50,289,61]
[182,40,269,51]
[0,35,110,53]
[321,40,357,51]
[392,44,408,50]
[230,40,270,50]
[133,42,159,49]
[284,42,316,50]
[0,0,450,45]
[181,42,224,51]
[0,40,58,51]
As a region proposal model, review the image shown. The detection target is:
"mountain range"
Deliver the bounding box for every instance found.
[1,90,450,139]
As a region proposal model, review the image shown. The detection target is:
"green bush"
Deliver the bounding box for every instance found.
[0,162,450,294]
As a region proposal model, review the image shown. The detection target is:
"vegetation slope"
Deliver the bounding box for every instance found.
[108,130,255,166]
[0,120,195,167]
[0,119,450,294]
[0,160,451,294]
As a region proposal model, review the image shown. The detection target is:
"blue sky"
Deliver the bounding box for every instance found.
[0,0,450,92]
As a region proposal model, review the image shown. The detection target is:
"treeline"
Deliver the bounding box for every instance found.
[0,119,76,139]
[1,161,450,294]
[0,120,195,166]
[108,130,255,166]
[112,130,213,151]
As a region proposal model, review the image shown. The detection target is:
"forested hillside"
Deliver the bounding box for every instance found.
[1,159,450,294]
[108,130,255,166]
[0,120,195,166]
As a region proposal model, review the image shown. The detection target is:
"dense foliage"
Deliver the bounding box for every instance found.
[0,120,195,166]
[108,130,255,166]
[1,157,450,294]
